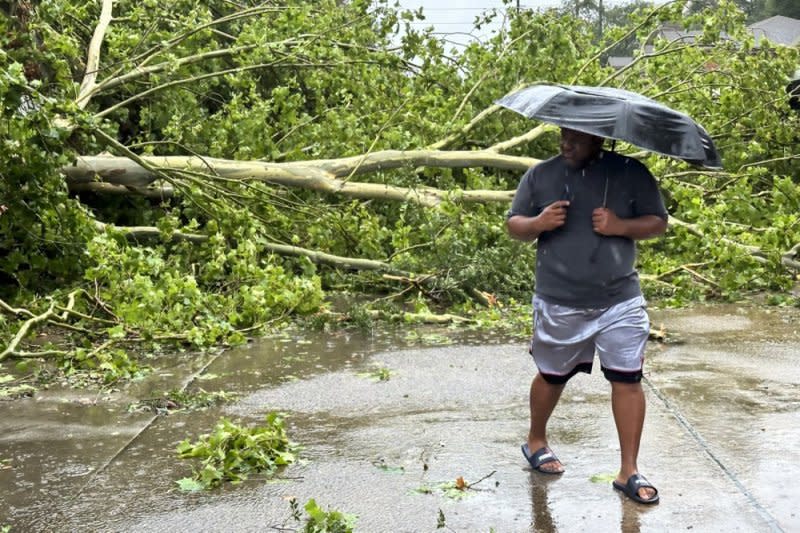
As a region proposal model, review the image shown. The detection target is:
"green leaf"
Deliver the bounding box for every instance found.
[590,473,616,483]
[175,478,204,492]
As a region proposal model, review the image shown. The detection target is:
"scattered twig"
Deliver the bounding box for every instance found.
[9,350,70,358]
[466,469,496,489]
[680,265,721,289]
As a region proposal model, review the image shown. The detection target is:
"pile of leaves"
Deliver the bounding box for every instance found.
[176,413,298,491]
[290,498,357,533]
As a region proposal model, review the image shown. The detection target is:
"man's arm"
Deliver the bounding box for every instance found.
[507,200,570,241]
[591,209,667,240]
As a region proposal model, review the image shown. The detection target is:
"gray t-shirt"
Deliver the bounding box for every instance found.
[507,150,668,308]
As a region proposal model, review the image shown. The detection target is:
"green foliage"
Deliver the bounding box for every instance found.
[437,509,446,529]
[358,365,392,382]
[296,498,357,533]
[764,0,800,18]
[60,346,148,385]
[0,30,96,295]
[415,477,473,500]
[0,377,36,400]
[590,472,617,483]
[176,413,298,490]
[82,231,323,347]
[343,304,375,333]
[2,0,800,395]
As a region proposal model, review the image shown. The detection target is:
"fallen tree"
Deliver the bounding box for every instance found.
[1,0,799,386]
[69,154,800,273]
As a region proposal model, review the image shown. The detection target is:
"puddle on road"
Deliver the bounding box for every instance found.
[1,304,799,532]
[1,324,521,531]
[649,302,800,341]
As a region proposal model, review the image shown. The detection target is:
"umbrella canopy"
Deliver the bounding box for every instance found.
[496,84,722,168]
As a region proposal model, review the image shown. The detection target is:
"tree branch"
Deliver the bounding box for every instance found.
[488,123,553,153]
[132,5,287,68]
[64,150,535,206]
[782,242,800,271]
[68,181,175,199]
[90,44,258,97]
[1,300,57,362]
[76,0,114,109]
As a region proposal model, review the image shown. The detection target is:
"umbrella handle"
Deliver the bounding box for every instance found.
[591,173,610,262]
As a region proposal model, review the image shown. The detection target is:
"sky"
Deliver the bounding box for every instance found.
[395,1,554,47]
[394,0,627,48]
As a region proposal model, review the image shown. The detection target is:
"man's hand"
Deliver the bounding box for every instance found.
[538,200,570,231]
[592,207,621,236]
[0,205,7,216]
[593,209,668,240]
[507,200,570,241]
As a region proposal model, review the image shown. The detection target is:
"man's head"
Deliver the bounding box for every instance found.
[559,128,604,168]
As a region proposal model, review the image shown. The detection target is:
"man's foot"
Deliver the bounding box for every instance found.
[612,473,659,504]
[521,442,565,474]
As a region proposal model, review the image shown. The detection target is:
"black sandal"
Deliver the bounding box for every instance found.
[612,473,660,504]
[521,443,564,474]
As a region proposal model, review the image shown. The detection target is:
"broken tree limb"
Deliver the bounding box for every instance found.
[92,44,257,99]
[427,104,505,151]
[75,0,114,109]
[9,350,70,359]
[0,293,96,338]
[667,216,800,271]
[488,123,553,153]
[0,298,35,319]
[63,150,798,275]
[95,222,209,244]
[64,150,533,206]
[782,242,800,271]
[0,300,57,362]
[66,150,537,180]
[75,3,303,111]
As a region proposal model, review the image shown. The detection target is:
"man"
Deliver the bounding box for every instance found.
[506,127,667,505]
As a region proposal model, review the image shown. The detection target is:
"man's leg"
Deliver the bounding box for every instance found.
[610,381,656,501]
[527,372,566,473]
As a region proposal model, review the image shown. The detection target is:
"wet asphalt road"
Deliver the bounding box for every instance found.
[1,303,798,532]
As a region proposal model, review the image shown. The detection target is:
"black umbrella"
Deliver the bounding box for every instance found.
[496,84,722,168]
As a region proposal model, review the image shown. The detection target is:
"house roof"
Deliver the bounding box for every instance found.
[658,28,703,44]
[607,56,632,68]
[748,15,800,46]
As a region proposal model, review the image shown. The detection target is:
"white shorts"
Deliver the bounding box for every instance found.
[530,295,650,384]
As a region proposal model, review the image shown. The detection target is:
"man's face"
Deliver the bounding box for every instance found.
[559,128,602,168]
